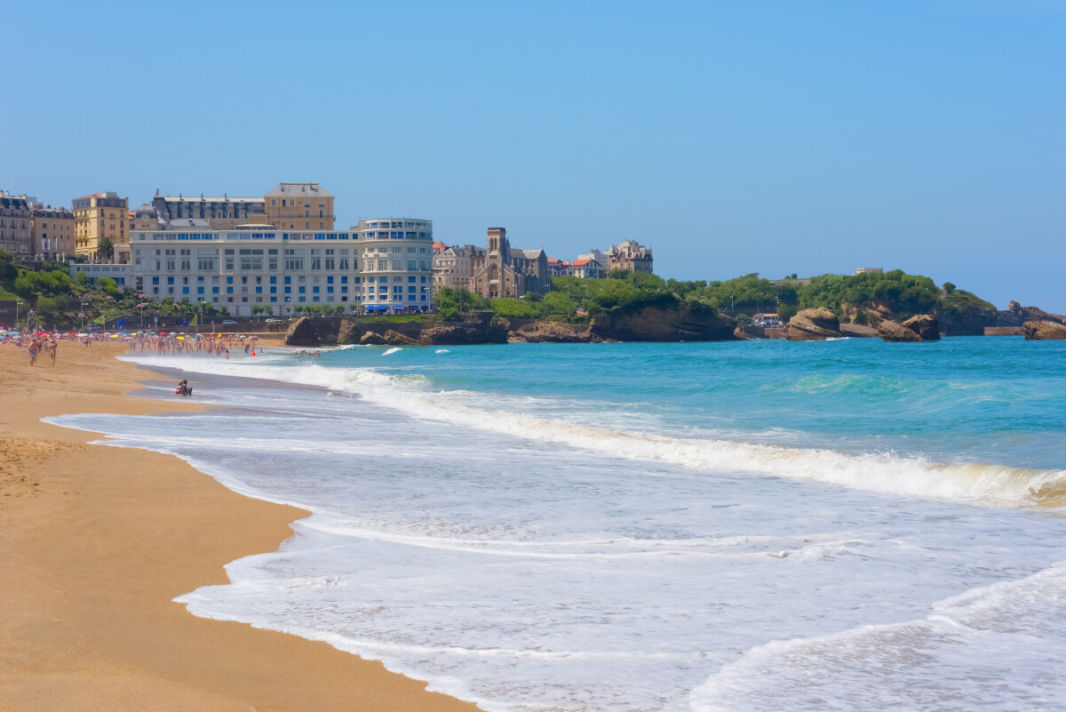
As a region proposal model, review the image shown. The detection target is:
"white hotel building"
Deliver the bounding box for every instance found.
[82,218,434,316]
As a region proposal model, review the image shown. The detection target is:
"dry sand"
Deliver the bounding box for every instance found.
[0,339,482,711]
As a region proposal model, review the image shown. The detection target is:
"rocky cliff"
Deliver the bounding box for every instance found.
[588,302,736,342]
[285,303,737,347]
[936,300,1066,336]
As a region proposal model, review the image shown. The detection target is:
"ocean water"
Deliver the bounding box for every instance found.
[49,337,1066,711]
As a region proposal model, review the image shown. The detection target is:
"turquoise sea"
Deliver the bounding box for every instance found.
[52,336,1066,711]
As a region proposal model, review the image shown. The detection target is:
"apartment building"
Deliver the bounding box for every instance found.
[31,206,75,260]
[111,217,432,316]
[606,240,653,274]
[265,182,335,231]
[151,191,268,229]
[433,243,485,292]
[0,192,33,258]
[72,192,128,261]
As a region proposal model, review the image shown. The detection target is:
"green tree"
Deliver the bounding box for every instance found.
[98,237,115,261]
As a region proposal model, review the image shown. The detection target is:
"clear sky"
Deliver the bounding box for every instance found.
[3,0,1063,310]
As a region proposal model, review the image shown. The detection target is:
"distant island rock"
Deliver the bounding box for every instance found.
[785,308,842,341]
[1023,320,1066,340]
[878,314,941,342]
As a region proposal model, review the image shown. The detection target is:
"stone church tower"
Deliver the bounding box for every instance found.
[484,227,511,298]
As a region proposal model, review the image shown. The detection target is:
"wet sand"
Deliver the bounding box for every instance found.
[0,339,482,711]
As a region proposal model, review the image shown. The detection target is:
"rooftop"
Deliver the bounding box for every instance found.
[265,182,332,198]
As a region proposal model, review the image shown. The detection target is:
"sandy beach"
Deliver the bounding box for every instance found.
[0,339,482,712]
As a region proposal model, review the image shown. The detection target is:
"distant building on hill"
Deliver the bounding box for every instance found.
[433,243,485,293]
[31,206,75,261]
[468,227,549,298]
[570,257,603,279]
[72,192,129,262]
[0,192,33,258]
[547,257,570,277]
[150,182,335,231]
[854,267,883,275]
[606,240,653,274]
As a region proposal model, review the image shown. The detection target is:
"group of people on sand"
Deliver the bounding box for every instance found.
[130,333,262,360]
[5,332,60,366]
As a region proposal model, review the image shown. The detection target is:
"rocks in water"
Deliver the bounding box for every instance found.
[878,314,940,342]
[902,314,941,341]
[383,329,419,345]
[418,322,509,345]
[509,321,593,343]
[786,308,842,341]
[359,331,387,345]
[589,302,736,342]
[286,316,342,346]
[839,322,879,338]
[878,320,920,342]
[1023,320,1066,340]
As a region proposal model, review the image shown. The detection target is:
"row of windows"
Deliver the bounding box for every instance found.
[363,221,430,230]
[140,287,429,305]
[361,231,430,239]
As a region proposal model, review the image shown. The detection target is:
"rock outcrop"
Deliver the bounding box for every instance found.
[902,314,940,340]
[878,320,921,342]
[589,303,736,342]
[359,331,387,345]
[418,322,509,345]
[838,322,879,338]
[509,321,594,343]
[785,308,842,341]
[1023,320,1066,340]
[383,329,420,345]
[878,314,940,342]
[286,316,344,346]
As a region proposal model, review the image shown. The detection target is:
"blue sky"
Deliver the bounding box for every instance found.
[3,0,1063,310]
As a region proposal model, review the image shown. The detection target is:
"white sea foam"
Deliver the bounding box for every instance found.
[382,346,402,356]
[119,353,1066,508]
[690,562,1066,712]
[54,348,1066,712]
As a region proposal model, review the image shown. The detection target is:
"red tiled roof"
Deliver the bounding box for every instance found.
[572,258,592,266]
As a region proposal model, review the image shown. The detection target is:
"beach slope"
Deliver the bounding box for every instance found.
[0,340,481,712]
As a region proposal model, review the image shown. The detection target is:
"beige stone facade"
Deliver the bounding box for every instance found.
[433,243,485,292]
[73,192,129,261]
[0,192,33,258]
[31,206,75,260]
[265,183,334,231]
[467,227,549,299]
[606,240,653,274]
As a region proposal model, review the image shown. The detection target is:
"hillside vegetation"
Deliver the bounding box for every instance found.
[3,248,997,331]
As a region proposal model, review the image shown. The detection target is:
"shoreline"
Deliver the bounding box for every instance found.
[0,339,482,711]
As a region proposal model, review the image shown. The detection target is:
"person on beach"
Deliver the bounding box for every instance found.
[28,338,38,366]
[48,337,57,365]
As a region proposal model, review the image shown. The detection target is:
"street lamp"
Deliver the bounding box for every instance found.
[15,300,24,329]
